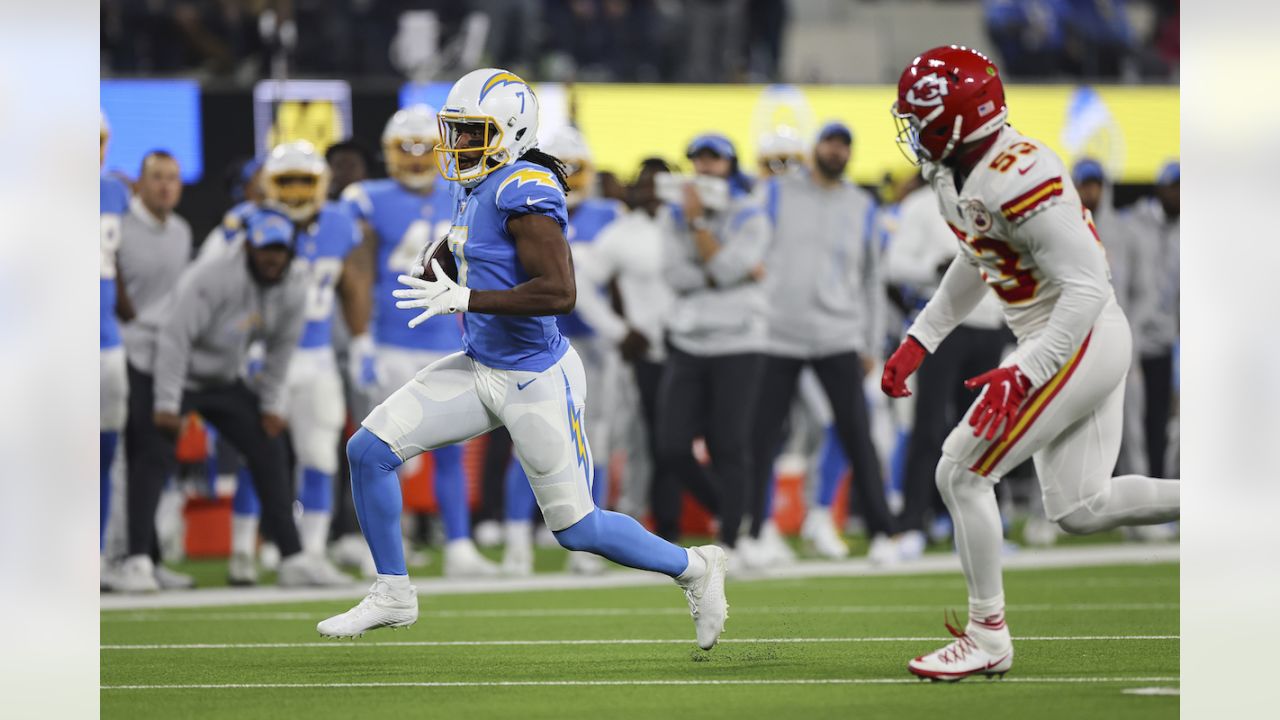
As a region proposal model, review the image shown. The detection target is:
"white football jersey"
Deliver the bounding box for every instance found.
[927,126,1109,342]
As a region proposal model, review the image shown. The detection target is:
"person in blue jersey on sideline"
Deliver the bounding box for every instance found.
[319,69,729,650]
[498,125,625,577]
[340,105,499,578]
[100,111,131,581]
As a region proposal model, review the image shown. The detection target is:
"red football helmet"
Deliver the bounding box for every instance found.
[892,45,1008,165]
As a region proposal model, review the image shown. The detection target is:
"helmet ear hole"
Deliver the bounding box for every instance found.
[515,128,526,141]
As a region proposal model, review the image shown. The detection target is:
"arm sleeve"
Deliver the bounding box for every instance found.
[705,206,770,287]
[905,254,989,352]
[569,242,628,343]
[152,272,211,414]
[254,278,307,415]
[1013,202,1114,387]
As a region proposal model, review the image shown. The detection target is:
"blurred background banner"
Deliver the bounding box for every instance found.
[99,78,1177,235]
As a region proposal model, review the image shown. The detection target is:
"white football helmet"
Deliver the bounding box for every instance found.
[262,140,329,222]
[756,128,805,177]
[541,125,594,207]
[435,68,540,187]
[383,104,440,191]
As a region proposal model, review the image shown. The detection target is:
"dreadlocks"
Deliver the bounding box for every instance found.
[517,147,571,193]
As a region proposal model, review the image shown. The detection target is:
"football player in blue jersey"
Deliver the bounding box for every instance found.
[340,105,499,578]
[100,111,131,567]
[319,69,729,649]
[499,125,625,576]
[216,141,370,586]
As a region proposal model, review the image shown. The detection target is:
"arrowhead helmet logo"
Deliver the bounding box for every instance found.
[906,73,949,108]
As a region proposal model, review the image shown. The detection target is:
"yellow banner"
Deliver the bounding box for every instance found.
[571,83,1178,184]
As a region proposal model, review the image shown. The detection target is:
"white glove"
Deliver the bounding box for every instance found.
[393,260,471,328]
[409,240,433,279]
[348,332,378,390]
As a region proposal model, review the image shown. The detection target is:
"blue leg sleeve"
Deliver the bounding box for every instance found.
[817,425,847,508]
[591,464,607,508]
[347,428,407,575]
[100,432,117,551]
[232,467,261,516]
[298,467,333,512]
[553,507,689,577]
[431,443,470,542]
[504,457,537,522]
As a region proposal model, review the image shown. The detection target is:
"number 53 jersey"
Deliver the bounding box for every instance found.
[342,179,463,351]
[926,125,1113,349]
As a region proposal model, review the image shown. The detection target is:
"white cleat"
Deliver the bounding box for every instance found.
[259,542,282,571]
[565,550,607,575]
[801,507,850,560]
[908,614,1014,682]
[317,578,419,638]
[676,545,729,650]
[868,534,901,566]
[501,521,534,577]
[113,555,161,593]
[727,536,769,575]
[228,551,258,586]
[154,564,195,590]
[277,552,354,587]
[444,539,501,578]
[758,520,797,566]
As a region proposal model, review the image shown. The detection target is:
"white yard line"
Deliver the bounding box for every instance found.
[103,602,1178,623]
[99,544,1178,611]
[101,676,1181,690]
[102,635,1179,651]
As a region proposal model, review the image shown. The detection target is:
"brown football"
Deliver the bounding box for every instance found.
[421,235,459,281]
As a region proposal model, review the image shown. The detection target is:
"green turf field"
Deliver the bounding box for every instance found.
[101,561,1178,719]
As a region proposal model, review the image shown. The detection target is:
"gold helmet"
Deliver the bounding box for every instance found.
[540,126,594,208]
[383,104,439,191]
[261,140,329,222]
[756,128,805,177]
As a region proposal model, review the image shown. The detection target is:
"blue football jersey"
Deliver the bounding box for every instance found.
[100,173,130,349]
[295,203,362,349]
[342,179,463,351]
[557,197,624,338]
[448,161,571,372]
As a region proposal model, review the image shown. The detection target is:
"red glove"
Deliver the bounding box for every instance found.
[881,335,928,398]
[964,365,1033,441]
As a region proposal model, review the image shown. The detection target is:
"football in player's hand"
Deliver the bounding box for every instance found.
[420,235,459,281]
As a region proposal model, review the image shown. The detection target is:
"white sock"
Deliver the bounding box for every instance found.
[504,520,532,549]
[377,572,412,599]
[231,514,259,558]
[676,547,707,582]
[299,512,331,557]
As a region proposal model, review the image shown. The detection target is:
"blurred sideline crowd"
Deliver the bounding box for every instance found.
[101,0,1178,84]
[98,102,1179,593]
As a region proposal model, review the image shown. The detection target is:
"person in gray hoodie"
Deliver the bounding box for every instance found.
[657,134,770,553]
[116,210,350,591]
[747,122,899,566]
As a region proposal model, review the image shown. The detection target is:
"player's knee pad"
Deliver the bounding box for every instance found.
[509,411,569,479]
[346,428,402,480]
[552,508,602,553]
[293,431,341,475]
[1055,486,1114,535]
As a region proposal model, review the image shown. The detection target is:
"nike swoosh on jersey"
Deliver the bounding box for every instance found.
[526,196,547,205]
[516,377,538,390]
[1017,161,1039,175]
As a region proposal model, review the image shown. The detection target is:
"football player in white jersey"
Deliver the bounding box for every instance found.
[880,45,1181,681]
